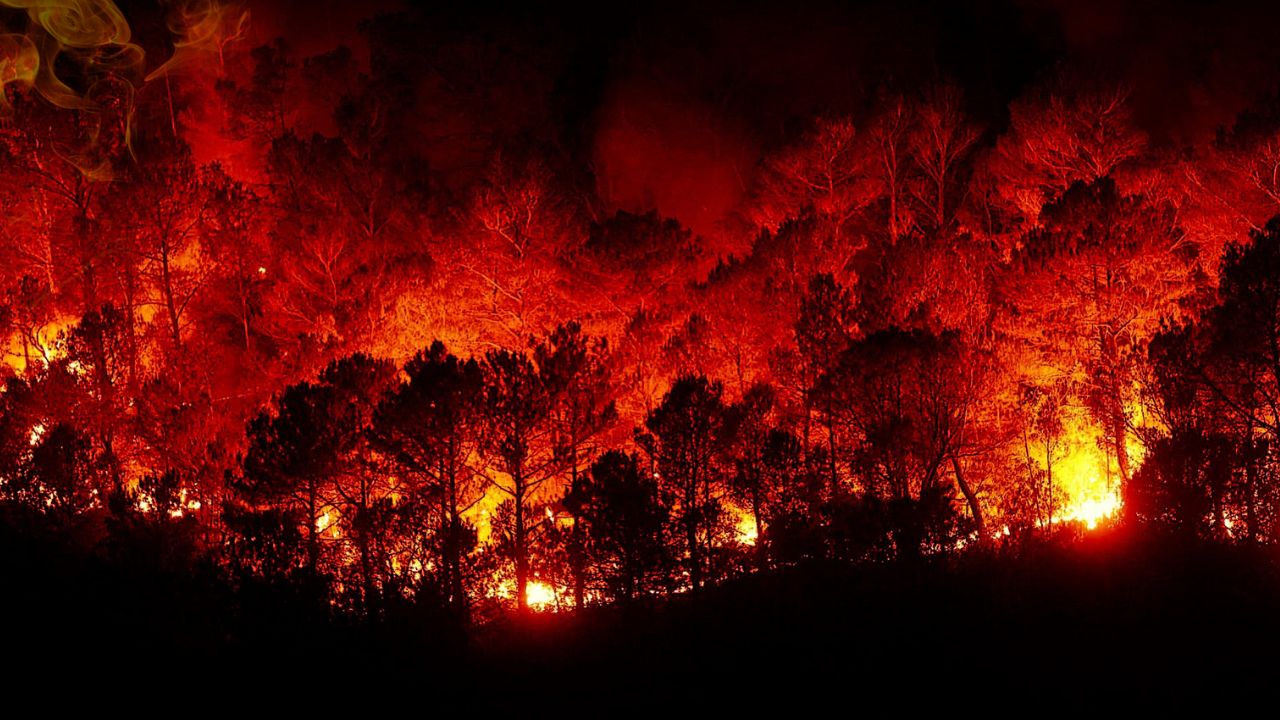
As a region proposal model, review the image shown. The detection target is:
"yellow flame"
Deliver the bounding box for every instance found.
[2,315,76,375]
[1059,491,1122,530]
[316,509,341,539]
[718,498,760,546]
[732,506,758,546]
[495,578,561,611]
[1034,405,1140,531]
[526,581,556,610]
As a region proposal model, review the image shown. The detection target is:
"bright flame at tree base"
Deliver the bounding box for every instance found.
[1033,405,1139,532]
[525,581,557,610]
[1057,490,1122,531]
[497,579,561,611]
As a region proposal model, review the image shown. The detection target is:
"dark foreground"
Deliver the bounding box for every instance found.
[4,522,1277,705]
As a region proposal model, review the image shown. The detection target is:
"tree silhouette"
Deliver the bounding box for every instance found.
[571,450,672,602]
[481,347,555,611]
[536,322,617,607]
[373,341,486,614]
[796,273,855,498]
[241,353,395,597]
[641,374,729,590]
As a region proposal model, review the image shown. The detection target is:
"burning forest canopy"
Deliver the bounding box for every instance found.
[3,0,1280,631]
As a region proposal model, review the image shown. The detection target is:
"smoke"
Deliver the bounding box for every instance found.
[0,32,38,112]
[593,80,758,241]
[1027,0,1280,144]
[584,0,1280,237]
[0,0,247,178]
[145,0,248,81]
[0,0,140,117]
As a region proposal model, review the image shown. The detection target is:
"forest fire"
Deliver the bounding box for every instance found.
[1044,421,1133,531]
[734,509,760,546]
[3,317,72,372]
[7,2,1280,692]
[1063,492,1122,531]
[499,579,560,612]
[524,581,557,611]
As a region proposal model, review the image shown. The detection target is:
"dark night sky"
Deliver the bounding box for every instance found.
[246,0,1280,136]
[160,0,1280,233]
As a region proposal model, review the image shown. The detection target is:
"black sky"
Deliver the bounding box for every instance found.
[176,0,1280,232]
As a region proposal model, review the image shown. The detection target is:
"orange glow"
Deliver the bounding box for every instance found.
[730,504,759,546]
[496,578,561,611]
[525,581,557,610]
[3,317,74,374]
[1032,405,1142,531]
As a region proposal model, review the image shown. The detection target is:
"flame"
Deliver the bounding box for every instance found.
[526,581,556,610]
[1058,491,1121,530]
[1049,433,1117,528]
[316,509,341,539]
[165,488,202,518]
[495,578,561,611]
[1033,406,1141,531]
[728,503,758,546]
[3,316,75,375]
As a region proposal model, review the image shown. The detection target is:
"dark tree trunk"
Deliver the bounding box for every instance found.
[1245,437,1260,543]
[160,242,182,350]
[1112,401,1129,485]
[826,399,839,499]
[951,454,985,542]
[751,488,766,572]
[514,469,529,611]
[307,479,319,573]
